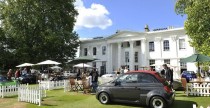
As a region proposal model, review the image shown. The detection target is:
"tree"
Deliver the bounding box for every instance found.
[0,0,80,66]
[175,0,210,55]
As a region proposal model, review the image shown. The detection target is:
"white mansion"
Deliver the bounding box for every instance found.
[79,26,197,75]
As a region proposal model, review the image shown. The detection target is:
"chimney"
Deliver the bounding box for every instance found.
[144,24,150,32]
[167,26,174,30]
[116,30,120,33]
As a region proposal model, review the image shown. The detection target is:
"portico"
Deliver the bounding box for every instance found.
[107,38,147,72]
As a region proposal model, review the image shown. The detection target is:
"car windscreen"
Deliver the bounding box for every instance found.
[0,76,8,81]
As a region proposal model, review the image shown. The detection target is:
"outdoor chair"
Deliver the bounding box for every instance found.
[181,78,189,94]
[69,78,78,92]
[82,79,91,94]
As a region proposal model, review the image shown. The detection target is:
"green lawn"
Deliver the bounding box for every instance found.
[1,89,210,108]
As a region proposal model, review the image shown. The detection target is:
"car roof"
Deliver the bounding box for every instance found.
[128,70,157,75]
[125,70,165,82]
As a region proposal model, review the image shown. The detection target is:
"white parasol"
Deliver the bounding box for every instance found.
[37,60,61,65]
[16,63,34,67]
[73,63,92,68]
[50,65,62,69]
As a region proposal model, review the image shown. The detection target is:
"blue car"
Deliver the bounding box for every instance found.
[181,71,197,82]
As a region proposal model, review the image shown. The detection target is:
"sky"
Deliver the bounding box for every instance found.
[74,0,186,38]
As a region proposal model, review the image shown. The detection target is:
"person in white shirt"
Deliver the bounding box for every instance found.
[22,68,27,75]
[124,67,128,73]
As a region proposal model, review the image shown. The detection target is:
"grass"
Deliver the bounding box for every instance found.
[1,89,210,108]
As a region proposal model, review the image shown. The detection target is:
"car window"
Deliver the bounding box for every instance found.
[139,73,158,83]
[0,76,7,81]
[116,74,138,83]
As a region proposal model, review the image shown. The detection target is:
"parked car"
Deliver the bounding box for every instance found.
[63,71,77,78]
[49,75,68,81]
[100,72,117,84]
[181,71,197,82]
[18,74,37,84]
[96,70,175,108]
[0,75,18,86]
[101,72,117,78]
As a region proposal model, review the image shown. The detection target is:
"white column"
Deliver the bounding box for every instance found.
[108,43,113,73]
[171,35,178,58]
[155,37,162,57]
[141,39,147,67]
[129,41,134,71]
[107,44,110,73]
[88,46,92,56]
[118,42,121,69]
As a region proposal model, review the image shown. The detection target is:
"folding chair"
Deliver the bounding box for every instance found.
[181,78,188,94]
[69,78,78,92]
[82,79,91,94]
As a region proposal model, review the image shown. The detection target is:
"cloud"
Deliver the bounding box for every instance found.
[74,0,112,30]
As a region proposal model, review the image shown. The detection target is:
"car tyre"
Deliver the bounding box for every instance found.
[98,92,110,104]
[150,96,166,108]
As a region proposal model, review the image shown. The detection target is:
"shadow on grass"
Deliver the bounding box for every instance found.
[4,95,18,98]
[41,103,58,106]
[104,99,196,108]
[171,100,196,108]
[107,102,146,108]
[43,96,55,99]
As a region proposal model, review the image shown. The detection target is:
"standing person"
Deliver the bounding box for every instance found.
[7,69,13,80]
[76,69,81,80]
[91,70,99,93]
[120,67,124,74]
[117,68,120,76]
[124,66,128,73]
[15,69,21,79]
[149,66,153,71]
[86,72,92,93]
[22,68,27,75]
[162,64,173,87]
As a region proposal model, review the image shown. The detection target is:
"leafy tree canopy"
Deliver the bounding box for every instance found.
[175,0,210,55]
[0,0,80,68]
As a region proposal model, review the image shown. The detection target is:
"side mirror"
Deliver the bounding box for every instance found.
[115,81,121,86]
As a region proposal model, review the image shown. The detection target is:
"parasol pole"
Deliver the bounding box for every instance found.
[83,63,84,73]
[198,62,200,74]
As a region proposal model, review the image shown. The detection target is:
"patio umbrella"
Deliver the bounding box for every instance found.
[16,63,34,67]
[37,60,61,65]
[73,63,92,68]
[69,56,99,72]
[37,60,61,78]
[50,66,62,72]
[50,65,62,69]
[180,53,210,72]
[71,56,98,63]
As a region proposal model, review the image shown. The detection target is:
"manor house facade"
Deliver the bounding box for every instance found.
[79,26,196,75]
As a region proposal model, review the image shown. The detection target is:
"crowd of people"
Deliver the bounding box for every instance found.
[73,68,99,93]
[6,64,174,92]
[6,68,30,80]
[115,66,129,76]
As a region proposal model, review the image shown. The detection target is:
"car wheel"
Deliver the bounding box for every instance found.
[98,92,110,104]
[150,96,166,108]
